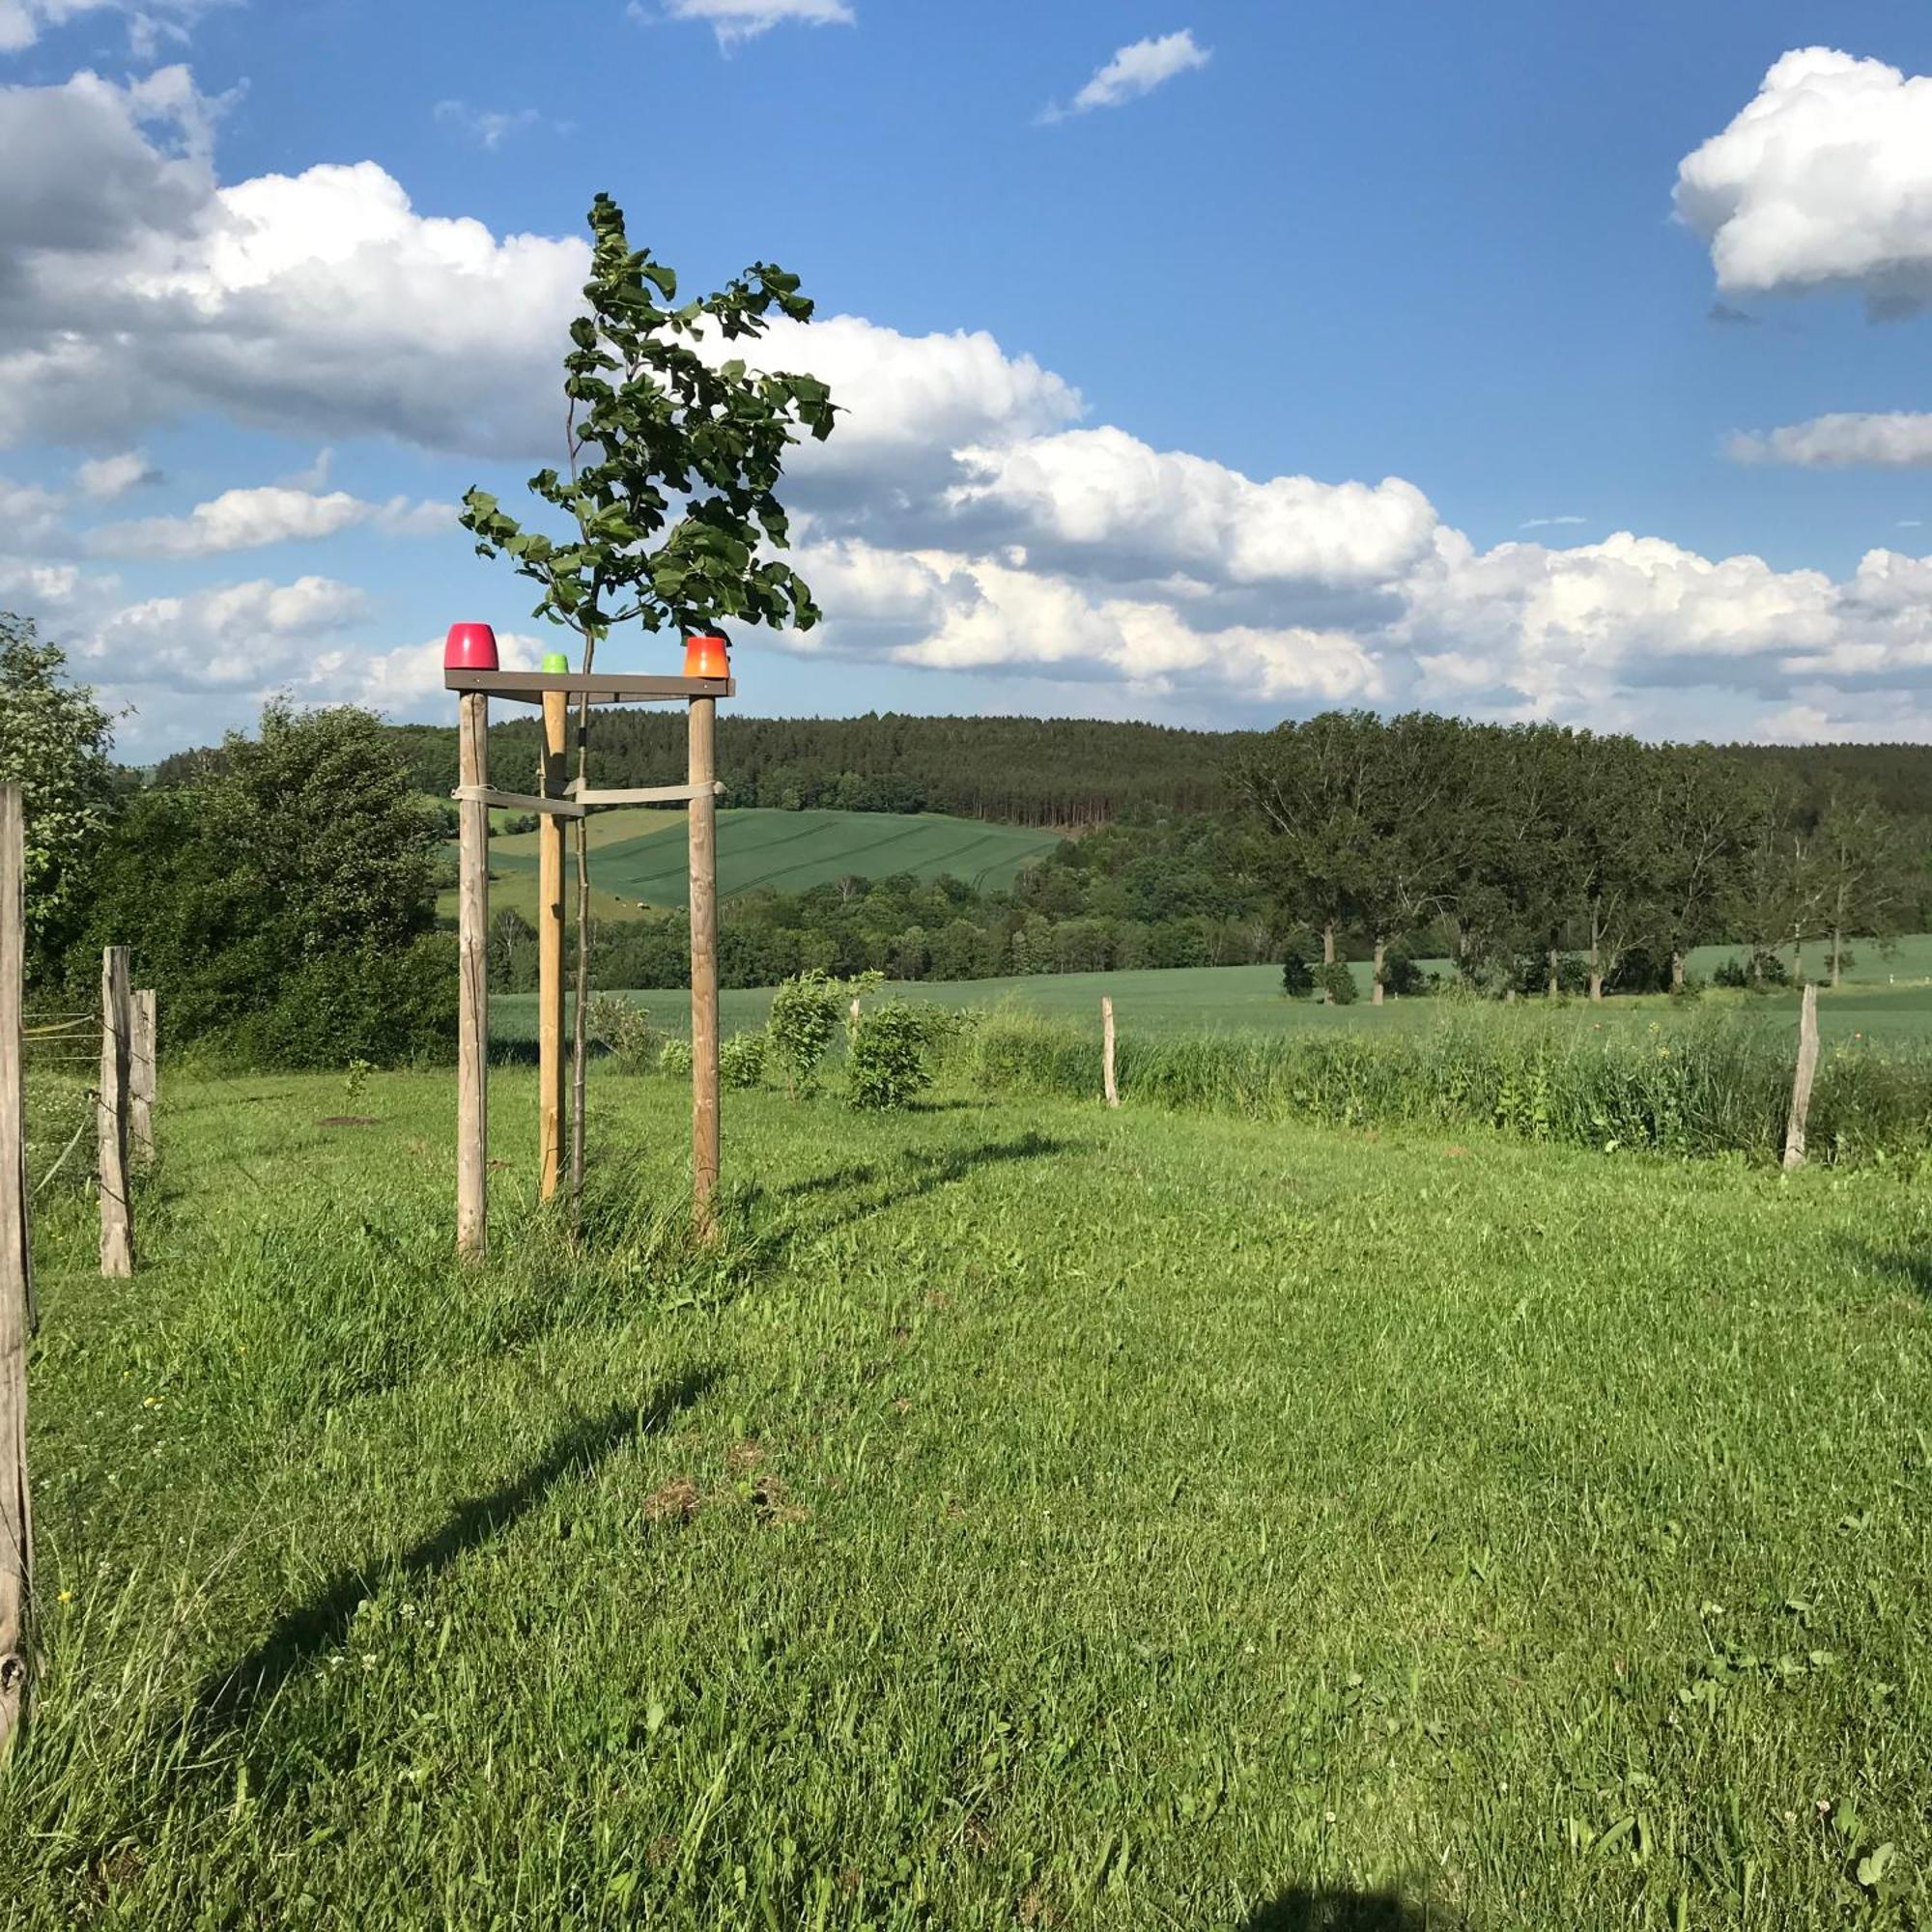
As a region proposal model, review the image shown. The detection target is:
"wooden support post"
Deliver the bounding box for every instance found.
[457,692,490,1262]
[129,989,156,1167]
[1783,981,1820,1171]
[98,947,132,1279]
[688,694,721,1239]
[537,690,567,1202]
[1101,995,1119,1108]
[1,786,32,1750]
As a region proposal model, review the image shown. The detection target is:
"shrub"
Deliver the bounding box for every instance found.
[766,968,844,1095]
[720,1032,767,1090]
[585,993,654,1068]
[213,934,456,1069]
[1318,962,1357,1006]
[657,1037,693,1078]
[1280,953,1315,998]
[1713,951,1790,991]
[847,1001,952,1110]
[1379,952,1430,999]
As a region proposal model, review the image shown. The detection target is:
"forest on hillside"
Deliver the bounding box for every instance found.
[154,713,1932,833]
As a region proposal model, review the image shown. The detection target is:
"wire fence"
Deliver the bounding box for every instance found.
[21,1007,100,1196]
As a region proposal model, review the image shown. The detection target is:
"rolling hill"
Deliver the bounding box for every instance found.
[478,807,1064,916]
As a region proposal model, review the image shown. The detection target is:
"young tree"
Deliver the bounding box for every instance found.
[0,613,118,980]
[462,194,837,1209]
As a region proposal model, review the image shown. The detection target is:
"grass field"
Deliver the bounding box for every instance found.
[471,808,1065,921]
[495,932,1932,1049]
[7,1063,1929,1926]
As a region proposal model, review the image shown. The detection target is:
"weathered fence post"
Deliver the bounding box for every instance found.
[98,947,133,1278]
[1101,995,1119,1108]
[1,785,32,1749]
[1782,982,1820,1171]
[456,690,490,1262]
[129,989,156,1167]
[688,675,721,1242]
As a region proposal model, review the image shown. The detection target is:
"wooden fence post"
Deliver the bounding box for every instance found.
[456,692,490,1262]
[1783,982,1820,1171]
[129,989,156,1167]
[1101,995,1119,1108]
[537,689,567,1202]
[98,947,132,1278]
[688,692,721,1241]
[1,786,32,1749]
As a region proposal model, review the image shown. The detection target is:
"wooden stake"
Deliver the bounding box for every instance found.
[98,947,132,1279]
[688,694,720,1239]
[1782,981,1820,1171]
[456,691,490,1262]
[1101,995,1119,1108]
[537,690,567,1202]
[129,989,156,1167]
[0,786,32,1750]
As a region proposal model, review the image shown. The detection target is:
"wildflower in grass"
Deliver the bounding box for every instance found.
[57,1589,71,1604]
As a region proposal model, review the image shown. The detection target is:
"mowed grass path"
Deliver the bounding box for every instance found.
[7,1067,1929,1926]
[484,808,1064,912]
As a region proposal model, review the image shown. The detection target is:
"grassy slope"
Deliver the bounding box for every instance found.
[485,808,1065,911]
[8,1069,1929,1926]
[495,932,1932,1047]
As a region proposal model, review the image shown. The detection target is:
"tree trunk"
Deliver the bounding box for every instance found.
[1547,945,1559,1000]
[1321,922,1335,1004]
[1831,925,1842,989]
[1670,950,1685,995]
[1588,915,1603,1002]
[1372,936,1385,1006]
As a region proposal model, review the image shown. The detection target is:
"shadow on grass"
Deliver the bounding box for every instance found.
[1841,1237,1932,1299]
[1243,1888,1460,1930]
[191,1370,719,1736]
[770,1132,1075,1235]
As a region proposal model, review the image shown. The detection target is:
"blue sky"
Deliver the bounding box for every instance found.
[4,0,1932,753]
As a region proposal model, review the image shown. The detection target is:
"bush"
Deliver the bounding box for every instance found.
[1280,953,1315,998]
[846,1001,952,1110]
[720,1032,767,1090]
[585,993,655,1068]
[1379,952,1431,999]
[213,934,456,1069]
[767,967,878,1095]
[657,1037,693,1078]
[1317,962,1357,1006]
[1713,952,1790,991]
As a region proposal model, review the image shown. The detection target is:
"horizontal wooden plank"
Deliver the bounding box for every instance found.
[442,669,733,703]
[565,781,724,806]
[450,786,585,819]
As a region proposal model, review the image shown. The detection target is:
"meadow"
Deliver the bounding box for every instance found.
[472,808,1065,922]
[5,1059,1928,1927]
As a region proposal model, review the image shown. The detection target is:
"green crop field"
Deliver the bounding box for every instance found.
[9,1060,1928,1927]
[496,931,1932,1048]
[483,808,1064,912]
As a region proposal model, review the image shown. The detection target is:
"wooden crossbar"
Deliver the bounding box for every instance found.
[563,781,724,807]
[442,669,733,704]
[450,785,585,819]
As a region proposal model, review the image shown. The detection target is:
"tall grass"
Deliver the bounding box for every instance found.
[959,1002,1932,1164]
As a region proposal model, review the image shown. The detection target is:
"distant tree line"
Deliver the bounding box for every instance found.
[1234,712,1919,1001]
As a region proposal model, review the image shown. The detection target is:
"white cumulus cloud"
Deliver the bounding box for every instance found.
[1044,29,1210,122]
[1675,47,1932,311]
[1726,412,1932,468]
[74,450,159,499]
[86,484,450,557]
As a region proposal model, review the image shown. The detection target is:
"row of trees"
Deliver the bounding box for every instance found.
[1233,712,1916,1002]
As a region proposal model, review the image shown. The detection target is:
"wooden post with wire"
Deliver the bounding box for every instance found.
[1,784,32,1750]
[98,946,132,1279]
[1101,995,1119,1108]
[1783,981,1820,1171]
[129,989,156,1167]
[537,668,569,1202]
[442,625,732,1257]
